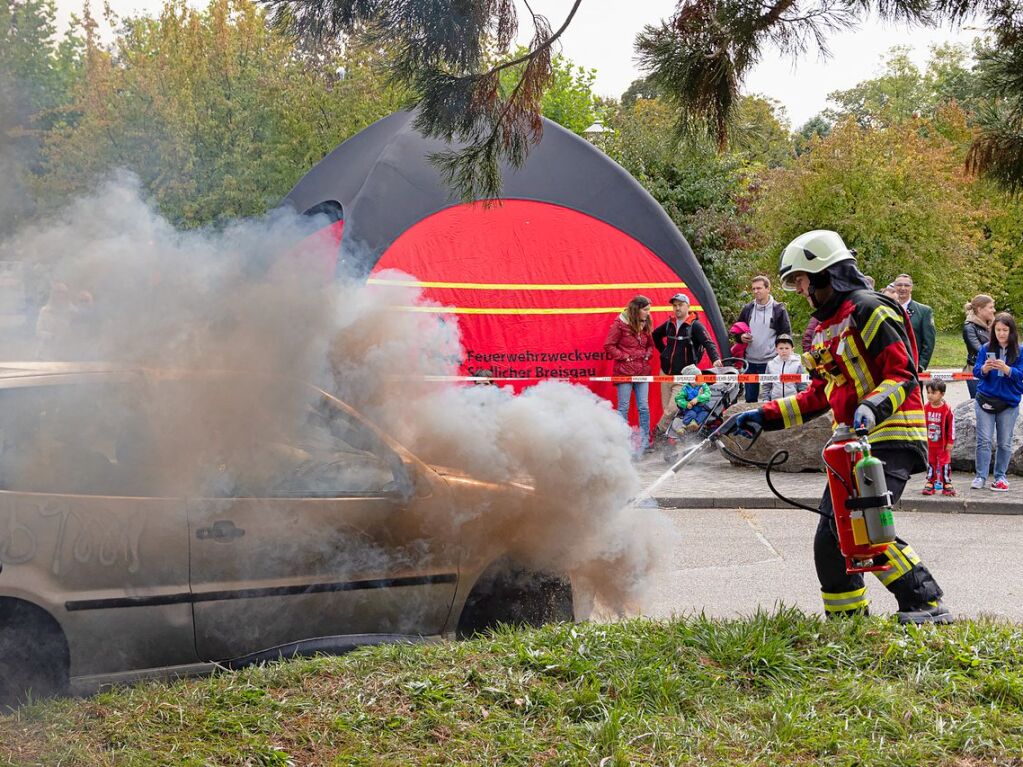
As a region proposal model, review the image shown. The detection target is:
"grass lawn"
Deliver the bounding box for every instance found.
[2,609,1022,766]
[930,330,967,369]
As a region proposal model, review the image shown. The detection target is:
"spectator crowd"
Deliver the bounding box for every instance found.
[606,271,1023,493]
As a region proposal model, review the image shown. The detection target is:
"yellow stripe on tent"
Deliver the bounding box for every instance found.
[391,305,704,315]
[369,278,690,291]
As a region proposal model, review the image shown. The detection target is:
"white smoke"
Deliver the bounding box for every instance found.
[2,171,676,615]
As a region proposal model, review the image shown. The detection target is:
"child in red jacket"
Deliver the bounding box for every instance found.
[729,320,750,365]
[923,380,956,496]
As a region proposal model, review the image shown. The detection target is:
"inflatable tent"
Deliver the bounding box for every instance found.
[285,110,728,424]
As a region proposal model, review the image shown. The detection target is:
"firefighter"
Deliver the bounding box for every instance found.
[727,230,952,624]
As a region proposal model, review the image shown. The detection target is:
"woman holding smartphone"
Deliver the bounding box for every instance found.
[971,312,1023,491]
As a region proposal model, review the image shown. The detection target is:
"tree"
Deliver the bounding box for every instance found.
[729,94,792,168]
[261,0,1023,199]
[36,0,406,228]
[825,47,928,127]
[753,118,987,332]
[603,97,760,319]
[498,48,597,135]
[793,114,832,155]
[0,0,83,238]
[825,44,981,128]
[971,180,1023,316]
[620,76,661,108]
[966,38,1023,193]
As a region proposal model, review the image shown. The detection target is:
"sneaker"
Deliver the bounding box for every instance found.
[921,483,935,496]
[942,485,956,497]
[991,479,1010,492]
[970,477,985,490]
[896,600,954,625]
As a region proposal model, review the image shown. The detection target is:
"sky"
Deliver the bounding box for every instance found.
[53,0,982,127]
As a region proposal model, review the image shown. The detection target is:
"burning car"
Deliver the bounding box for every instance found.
[0,364,578,706]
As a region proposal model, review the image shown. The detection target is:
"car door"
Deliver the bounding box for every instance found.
[0,376,195,679]
[188,386,459,662]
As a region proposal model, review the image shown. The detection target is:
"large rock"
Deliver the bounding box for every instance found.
[950,399,1023,476]
[717,402,830,472]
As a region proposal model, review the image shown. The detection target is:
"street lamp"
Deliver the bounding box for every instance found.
[582,121,607,144]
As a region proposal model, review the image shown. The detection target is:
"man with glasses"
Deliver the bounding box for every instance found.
[893,274,935,371]
[737,275,791,402]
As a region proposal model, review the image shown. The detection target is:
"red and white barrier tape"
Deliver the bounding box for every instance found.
[410,369,975,384]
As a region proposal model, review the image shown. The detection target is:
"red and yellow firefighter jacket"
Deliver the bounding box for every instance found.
[761,290,927,468]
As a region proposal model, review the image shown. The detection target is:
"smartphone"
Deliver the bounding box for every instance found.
[988,351,1002,376]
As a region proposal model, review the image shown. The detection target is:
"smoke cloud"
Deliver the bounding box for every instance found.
[0,172,675,633]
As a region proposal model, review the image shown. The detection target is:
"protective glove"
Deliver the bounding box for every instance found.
[730,409,764,439]
[853,404,876,432]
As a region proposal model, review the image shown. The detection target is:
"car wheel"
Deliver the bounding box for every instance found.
[456,561,574,638]
[0,601,69,709]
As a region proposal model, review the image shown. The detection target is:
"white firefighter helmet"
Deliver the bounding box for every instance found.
[777,230,856,291]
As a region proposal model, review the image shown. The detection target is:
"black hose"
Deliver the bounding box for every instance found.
[718,442,828,517]
[765,450,828,516]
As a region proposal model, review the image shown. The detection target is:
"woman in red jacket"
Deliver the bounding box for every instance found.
[605,295,655,455]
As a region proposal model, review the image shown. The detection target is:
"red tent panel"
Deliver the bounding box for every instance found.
[369,200,716,428]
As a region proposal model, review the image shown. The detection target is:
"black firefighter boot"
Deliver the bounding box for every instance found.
[896,600,954,625]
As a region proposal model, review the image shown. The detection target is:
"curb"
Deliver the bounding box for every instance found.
[654,495,1023,515]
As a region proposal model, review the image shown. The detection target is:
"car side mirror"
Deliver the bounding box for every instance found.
[389,458,417,501]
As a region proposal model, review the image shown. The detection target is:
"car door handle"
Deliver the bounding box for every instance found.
[196,520,245,541]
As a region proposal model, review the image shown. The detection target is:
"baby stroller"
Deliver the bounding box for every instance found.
[663,358,748,462]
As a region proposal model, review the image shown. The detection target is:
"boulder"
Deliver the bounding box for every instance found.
[719,398,1023,476]
[717,402,830,472]
[950,399,1023,476]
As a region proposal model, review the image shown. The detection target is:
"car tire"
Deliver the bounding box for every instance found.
[0,601,69,709]
[456,561,574,638]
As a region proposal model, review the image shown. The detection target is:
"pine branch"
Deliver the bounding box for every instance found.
[967,104,1023,194]
[410,0,579,200]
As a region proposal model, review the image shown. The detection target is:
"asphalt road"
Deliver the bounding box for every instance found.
[642,506,1023,622]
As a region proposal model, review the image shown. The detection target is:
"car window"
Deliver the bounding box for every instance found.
[0,377,405,499]
[259,396,402,498]
[0,380,161,496]
[149,380,403,499]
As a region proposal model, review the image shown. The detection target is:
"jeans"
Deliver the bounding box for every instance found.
[967,378,978,399]
[615,382,650,449]
[656,381,684,432]
[682,405,710,426]
[974,400,1020,482]
[744,361,768,403]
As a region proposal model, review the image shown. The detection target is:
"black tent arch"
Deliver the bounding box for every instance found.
[285,109,729,355]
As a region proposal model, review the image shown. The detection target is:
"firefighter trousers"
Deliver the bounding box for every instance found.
[814,448,943,615]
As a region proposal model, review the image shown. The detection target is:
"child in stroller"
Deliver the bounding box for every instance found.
[663,359,747,461]
[672,364,712,433]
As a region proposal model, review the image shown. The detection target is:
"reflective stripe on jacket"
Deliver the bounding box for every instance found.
[761,289,927,470]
